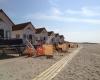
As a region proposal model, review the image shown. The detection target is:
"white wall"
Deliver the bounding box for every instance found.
[47,34,55,44]
[12,30,23,39]
[0,11,13,39]
[12,24,36,44]
[0,20,12,39]
[35,29,48,41]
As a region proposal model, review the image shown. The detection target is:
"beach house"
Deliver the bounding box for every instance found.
[12,22,36,44]
[0,9,14,39]
[35,28,48,45]
[47,31,55,44]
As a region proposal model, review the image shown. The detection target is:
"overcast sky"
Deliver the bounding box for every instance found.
[0,0,100,43]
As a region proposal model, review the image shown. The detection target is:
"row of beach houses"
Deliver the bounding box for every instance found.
[0,9,65,46]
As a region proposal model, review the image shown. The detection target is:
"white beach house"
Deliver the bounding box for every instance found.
[0,9,14,39]
[12,22,36,45]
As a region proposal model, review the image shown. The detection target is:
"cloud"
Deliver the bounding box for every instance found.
[24,6,100,24]
[24,7,62,20]
[66,9,81,15]
[25,12,100,24]
[48,0,100,17]
[48,0,58,7]
[66,7,100,17]
[51,7,62,16]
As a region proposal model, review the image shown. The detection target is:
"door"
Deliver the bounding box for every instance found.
[29,34,32,44]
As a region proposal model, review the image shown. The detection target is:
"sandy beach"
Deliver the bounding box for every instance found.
[52,44,100,80]
[0,44,100,80]
[0,48,73,80]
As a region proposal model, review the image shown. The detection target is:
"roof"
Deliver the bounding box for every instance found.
[12,22,32,31]
[59,35,64,38]
[0,9,14,25]
[36,28,46,34]
[48,31,54,36]
[55,33,59,37]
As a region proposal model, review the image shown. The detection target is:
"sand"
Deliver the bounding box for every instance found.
[52,44,100,80]
[0,49,72,80]
[1,44,99,80]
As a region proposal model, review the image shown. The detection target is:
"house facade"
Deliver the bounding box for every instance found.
[0,9,14,39]
[35,28,48,45]
[53,33,60,45]
[12,22,35,44]
[59,35,65,43]
[47,31,55,44]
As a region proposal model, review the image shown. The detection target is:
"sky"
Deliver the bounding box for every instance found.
[0,0,100,43]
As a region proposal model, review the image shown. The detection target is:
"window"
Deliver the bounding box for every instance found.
[0,29,4,38]
[52,38,53,42]
[27,27,32,30]
[16,34,20,39]
[44,37,46,40]
[29,35,32,39]
[29,35,32,43]
[0,18,3,22]
[5,30,10,39]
